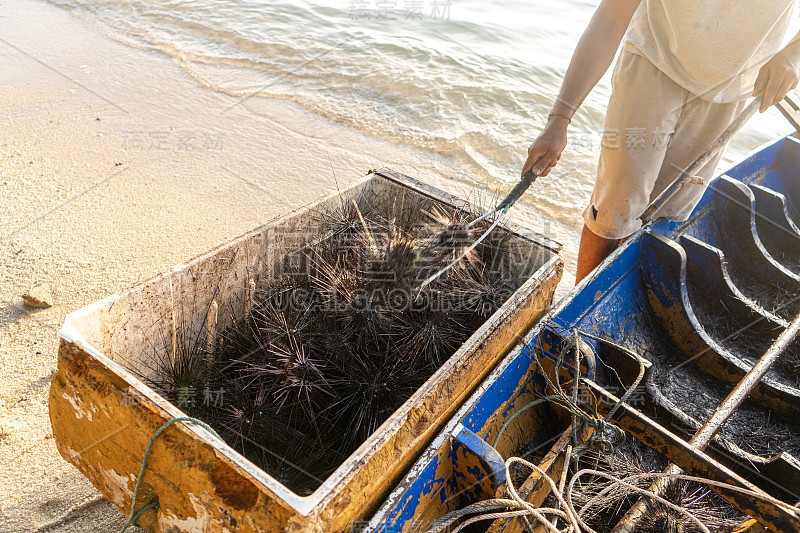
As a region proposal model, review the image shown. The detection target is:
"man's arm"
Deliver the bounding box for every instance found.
[754,29,800,112]
[522,0,641,177]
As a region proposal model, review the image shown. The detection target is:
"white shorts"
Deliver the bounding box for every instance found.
[583,48,748,240]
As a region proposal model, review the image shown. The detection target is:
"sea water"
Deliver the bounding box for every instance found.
[45,0,798,230]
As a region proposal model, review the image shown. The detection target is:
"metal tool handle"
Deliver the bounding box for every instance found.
[639,94,763,224]
[498,170,538,210]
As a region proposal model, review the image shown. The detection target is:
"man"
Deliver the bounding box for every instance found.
[522,0,800,283]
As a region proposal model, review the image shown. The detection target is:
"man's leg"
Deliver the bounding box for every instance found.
[576,224,620,283]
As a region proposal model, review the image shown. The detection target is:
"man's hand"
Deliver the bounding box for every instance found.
[521,116,569,177]
[754,42,800,112]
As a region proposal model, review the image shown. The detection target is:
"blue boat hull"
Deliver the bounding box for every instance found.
[364,135,800,532]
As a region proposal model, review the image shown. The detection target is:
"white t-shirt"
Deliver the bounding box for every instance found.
[624,0,797,102]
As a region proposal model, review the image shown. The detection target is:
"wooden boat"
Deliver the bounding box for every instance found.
[48,169,562,532]
[363,135,800,533]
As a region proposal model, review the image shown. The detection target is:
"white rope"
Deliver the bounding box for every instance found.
[505,456,582,533]
[428,455,799,533]
[566,469,711,533]
[448,510,542,533]
[567,469,798,533]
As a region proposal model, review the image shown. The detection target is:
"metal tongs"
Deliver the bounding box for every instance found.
[416,170,538,293]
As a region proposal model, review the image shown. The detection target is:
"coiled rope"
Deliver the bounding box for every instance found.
[426,456,799,533]
[493,330,640,458]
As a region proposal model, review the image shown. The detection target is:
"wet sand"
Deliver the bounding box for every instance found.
[0,0,579,531]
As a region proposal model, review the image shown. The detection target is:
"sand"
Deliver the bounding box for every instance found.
[0,0,579,531]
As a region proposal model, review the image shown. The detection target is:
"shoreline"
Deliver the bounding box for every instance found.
[33,0,584,280]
